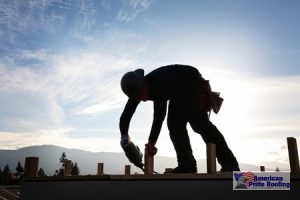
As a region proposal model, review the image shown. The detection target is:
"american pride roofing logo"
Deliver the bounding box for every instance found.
[233,171,290,190]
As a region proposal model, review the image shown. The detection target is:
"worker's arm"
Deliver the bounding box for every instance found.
[119,99,140,137]
[148,99,167,144]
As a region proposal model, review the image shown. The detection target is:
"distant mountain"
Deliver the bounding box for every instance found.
[0,145,282,175]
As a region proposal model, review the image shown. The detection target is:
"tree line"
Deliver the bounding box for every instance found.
[0,152,80,185]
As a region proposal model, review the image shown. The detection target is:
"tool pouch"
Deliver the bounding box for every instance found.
[198,78,224,114]
[210,91,223,114]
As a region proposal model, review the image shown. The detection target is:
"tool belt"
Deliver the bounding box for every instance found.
[197,78,224,114]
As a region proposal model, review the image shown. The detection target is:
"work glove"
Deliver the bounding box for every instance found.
[120,134,131,147]
[145,142,157,157]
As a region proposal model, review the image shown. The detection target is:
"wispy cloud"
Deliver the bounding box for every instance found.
[117,0,152,22]
[0,46,143,152]
[0,0,114,52]
[0,49,139,133]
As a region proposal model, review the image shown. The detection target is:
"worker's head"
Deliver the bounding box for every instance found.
[121,69,146,99]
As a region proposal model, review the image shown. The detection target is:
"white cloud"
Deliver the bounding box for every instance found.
[73,100,124,116]
[48,51,133,107]
[19,49,50,61]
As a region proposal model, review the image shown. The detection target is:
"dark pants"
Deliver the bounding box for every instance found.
[167,92,238,169]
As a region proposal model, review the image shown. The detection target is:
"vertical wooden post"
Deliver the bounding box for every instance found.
[64,160,72,176]
[144,147,154,175]
[24,157,39,178]
[125,165,131,175]
[287,137,300,173]
[206,143,216,174]
[97,163,104,175]
[260,166,265,172]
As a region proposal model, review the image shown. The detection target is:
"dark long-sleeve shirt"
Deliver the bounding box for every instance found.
[119,64,201,144]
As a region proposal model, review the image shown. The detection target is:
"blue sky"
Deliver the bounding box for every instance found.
[0,0,299,171]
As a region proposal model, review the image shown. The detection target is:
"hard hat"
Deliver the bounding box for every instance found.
[121,69,145,98]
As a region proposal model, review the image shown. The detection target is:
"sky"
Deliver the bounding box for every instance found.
[0,0,300,170]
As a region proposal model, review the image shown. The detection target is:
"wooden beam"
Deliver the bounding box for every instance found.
[24,157,39,178]
[124,165,131,175]
[206,143,216,174]
[64,160,72,176]
[144,147,154,175]
[97,163,104,175]
[287,137,300,173]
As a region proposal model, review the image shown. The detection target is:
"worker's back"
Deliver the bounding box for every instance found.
[145,64,201,100]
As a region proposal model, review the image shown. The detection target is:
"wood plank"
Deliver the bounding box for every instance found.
[287,137,300,173]
[97,163,104,175]
[206,143,216,174]
[24,157,39,178]
[144,147,154,175]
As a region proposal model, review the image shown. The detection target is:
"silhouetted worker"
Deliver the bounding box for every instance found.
[119,64,240,173]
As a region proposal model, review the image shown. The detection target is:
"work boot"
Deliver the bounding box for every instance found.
[164,165,197,174]
[220,165,240,172]
[219,159,240,172]
[216,146,240,172]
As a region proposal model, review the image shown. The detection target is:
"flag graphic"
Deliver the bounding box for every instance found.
[242,171,256,186]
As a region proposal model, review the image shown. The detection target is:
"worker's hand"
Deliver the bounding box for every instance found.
[145,142,157,157]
